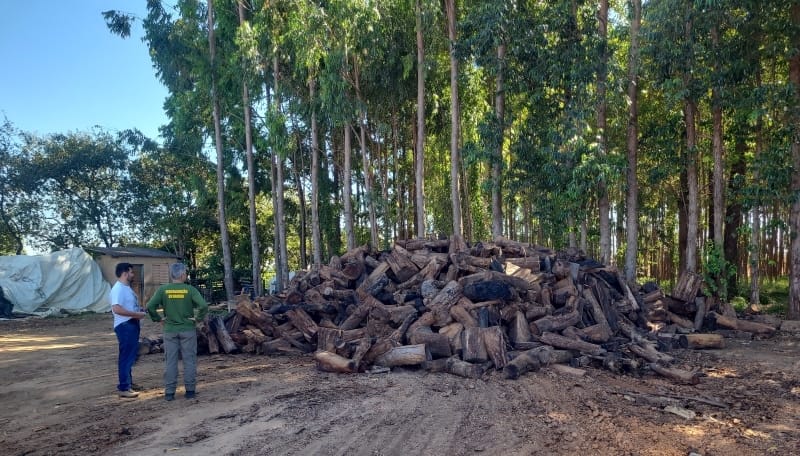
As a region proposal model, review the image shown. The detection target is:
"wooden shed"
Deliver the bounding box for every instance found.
[86,247,181,305]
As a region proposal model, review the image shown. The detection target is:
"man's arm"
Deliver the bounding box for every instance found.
[145,290,163,322]
[191,287,209,321]
[111,304,146,318]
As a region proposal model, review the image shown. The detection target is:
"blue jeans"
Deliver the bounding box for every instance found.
[114,320,140,391]
[163,330,198,395]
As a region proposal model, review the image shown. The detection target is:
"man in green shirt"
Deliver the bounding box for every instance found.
[146,262,208,401]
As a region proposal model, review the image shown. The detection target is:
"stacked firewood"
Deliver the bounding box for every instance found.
[196,236,775,384]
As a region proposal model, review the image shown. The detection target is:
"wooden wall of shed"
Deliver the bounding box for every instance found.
[95,256,175,304]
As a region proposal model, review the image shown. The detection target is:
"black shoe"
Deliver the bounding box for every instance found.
[184,390,196,399]
[164,393,175,401]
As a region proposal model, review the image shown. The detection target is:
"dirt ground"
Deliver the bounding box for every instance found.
[0,313,798,456]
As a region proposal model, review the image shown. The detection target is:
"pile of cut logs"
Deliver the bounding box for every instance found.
[193,236,777,384]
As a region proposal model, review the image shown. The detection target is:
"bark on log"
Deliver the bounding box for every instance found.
[461,326,488,363]
[426,280,463,326]
[374,344,430,367]
[445,357,484,379]
[363,338,400,364]
[582,288,612,342]
[708,312,776,335]
[649,363,701,385]
[531,311,580,335]
[482,326,508,369]
[679,333,724,349]
[211,315,239,353]
[628,342,674,364]
[286,308,319,341]
[671,271,703,302]
[693,298,707,331]
[508,310,532,346]
[539,332,605,356]
[504,350,541,379]
[408,327,452,358]
[236,300,273,335]
[317,327,340,352]
[350,337,372,369]
[666,311,695,330]
[450,300,479,327]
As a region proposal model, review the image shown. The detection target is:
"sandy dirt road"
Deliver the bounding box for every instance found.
[1,313,798,455]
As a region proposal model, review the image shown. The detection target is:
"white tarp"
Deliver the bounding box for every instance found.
[0,247,110,315]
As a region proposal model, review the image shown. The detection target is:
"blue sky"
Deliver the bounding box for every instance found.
[0,1,169,141]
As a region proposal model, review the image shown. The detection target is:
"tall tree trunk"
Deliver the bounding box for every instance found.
[293,136,308,270]
[353,59,378,248]
[238,2,262,296]
[207,0,234,301]
[273,56,288,290]
[724,138,745,301]
[309,79,322,266]
[415,0,426,239]
[344,123,355,249]
[624,0,641,283]
[597,0,611,265]
[445,0,462,238]
[683,9,699,273]
[788,2,800,319]
[492,43,505,239]
[360,114,378,248]
[749,70,764,311]
[711,25,725,249]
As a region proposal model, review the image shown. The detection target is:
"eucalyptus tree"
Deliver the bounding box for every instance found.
[624,0,642,282]
[597,0,611,265]
[444,0,463,239]
[236,0,263,296]
[789,2,800,319]
[415,0,427,238]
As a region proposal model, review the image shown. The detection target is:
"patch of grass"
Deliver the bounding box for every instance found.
[759,278,789,316]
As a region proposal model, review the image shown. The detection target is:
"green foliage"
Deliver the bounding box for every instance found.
[701,242,736,302]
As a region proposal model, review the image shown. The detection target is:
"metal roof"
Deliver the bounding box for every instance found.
[85,246,181,259]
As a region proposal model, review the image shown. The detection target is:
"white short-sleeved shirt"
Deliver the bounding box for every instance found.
[111,281,140,328]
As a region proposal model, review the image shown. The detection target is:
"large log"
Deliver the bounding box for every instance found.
[504,349,541,379]
[450,300,479,327]
[314,351,356,373]
[426,280,463,326]
[670,271,703,302]
[482,326,508,369]
[350,337,372,369]
[708,312,776,335]
[539,332,605,356]
[374,344,430,367]
[628,342,674,364]
[461,326,488,363]
[286,308,319,341]
[679,333,724,349]
[236,300,273,335]
[508,310,532,346]
[531,311,580,335]
[445,357,485,379]
[210,315,239,353]
[582,288,612,342]
[408,327,452,358]
[649,362,701,385]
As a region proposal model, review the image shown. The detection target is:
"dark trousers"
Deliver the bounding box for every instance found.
[114,320,140,391]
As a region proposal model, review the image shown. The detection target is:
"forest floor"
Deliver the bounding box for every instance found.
[1,312,798,456]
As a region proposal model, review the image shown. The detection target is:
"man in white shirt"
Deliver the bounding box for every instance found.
[110,262,147,398]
